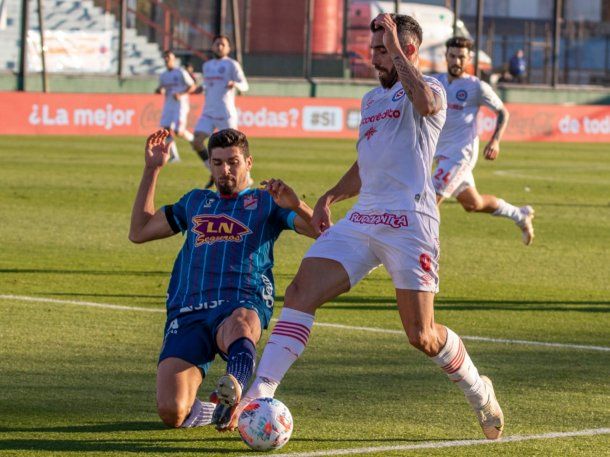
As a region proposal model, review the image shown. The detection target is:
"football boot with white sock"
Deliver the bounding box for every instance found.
[516,205,535,245]
[473,375,504,440]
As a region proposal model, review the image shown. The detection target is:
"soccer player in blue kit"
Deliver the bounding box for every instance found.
[129,128,316,430]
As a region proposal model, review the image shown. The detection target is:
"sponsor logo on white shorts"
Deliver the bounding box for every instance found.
[349,212,408,228]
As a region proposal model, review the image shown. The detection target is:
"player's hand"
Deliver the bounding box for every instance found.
[144,129,172,169]
[373,14,401,55]
[172,92,182,100]
[226,81,236,89]
[312,196,333,235]
[484,139,500,160]
[262,179,299,210]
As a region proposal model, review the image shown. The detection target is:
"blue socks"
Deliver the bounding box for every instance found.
[226,337,257,389]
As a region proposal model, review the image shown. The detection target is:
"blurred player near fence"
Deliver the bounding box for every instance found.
[192,35,251,188]
[155,50,197,162]
[432,37,535,245]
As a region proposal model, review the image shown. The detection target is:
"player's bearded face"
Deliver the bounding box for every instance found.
[371,32,398,89]
[211,147,252,195]
[212,38,231,59]
[447,47,469,77]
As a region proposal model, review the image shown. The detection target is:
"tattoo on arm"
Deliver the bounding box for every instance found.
[392,55,420,100]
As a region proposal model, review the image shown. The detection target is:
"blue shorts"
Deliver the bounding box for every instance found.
[158,301,272,376]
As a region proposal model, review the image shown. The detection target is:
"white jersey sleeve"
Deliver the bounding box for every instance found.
[479,81,504,112]
[231,61,249,93]
[180,67,196,88]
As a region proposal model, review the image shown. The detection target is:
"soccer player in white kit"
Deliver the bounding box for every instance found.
[432,37,535,245]
[155,50,197,162]
[229,14,505,440]
[192,35,250,188]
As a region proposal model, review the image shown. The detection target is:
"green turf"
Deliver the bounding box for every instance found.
[0,136,608,456]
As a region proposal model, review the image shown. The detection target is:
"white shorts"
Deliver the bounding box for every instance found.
[433,139,479,198]
[304,210,440,292]
[194,114,238,135]
[160,104,189,134]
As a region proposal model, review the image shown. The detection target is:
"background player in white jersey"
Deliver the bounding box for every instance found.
[155,50,197,163]
[432,37,535,245]
[232,14,504,440]
[192,35,250,188]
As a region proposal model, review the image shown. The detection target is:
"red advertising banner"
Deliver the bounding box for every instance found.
[0,92,609,142]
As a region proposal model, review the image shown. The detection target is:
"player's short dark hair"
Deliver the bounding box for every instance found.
[369,14,422,47]
[162,49,174,57]
[445,36,473,51]
[208,129,250,158]
[213,34,232,47]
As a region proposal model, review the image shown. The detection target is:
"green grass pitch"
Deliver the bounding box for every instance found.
[0,135,608,456]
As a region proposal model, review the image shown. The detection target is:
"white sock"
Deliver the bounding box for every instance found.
[244,308,314,396]
[182,130,194,142]
[235,376,280,419]
[432,327,488,408]
[180,398,215,428]
[169,141,180,161]
[492,198,522,223]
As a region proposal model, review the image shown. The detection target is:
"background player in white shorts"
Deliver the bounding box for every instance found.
[155,50,197,162]
[432,37,535,245]
[233,14,504,440]
[192,35,250,188]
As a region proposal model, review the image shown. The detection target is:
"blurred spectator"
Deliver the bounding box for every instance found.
[508,49,526,83]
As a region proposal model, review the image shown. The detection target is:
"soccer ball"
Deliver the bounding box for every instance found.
[238,397,293,451]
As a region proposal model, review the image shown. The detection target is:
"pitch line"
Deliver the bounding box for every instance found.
[238,428,610,457]
[1,294,609,352]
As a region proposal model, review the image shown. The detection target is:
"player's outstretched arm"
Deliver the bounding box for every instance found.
[312,161,361,235]
[263,179,317,239]
[374,14,442,117]
[129,130,176,244]
[484,106,510,160]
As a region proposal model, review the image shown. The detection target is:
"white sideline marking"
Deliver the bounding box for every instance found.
[312,321,610,352]
[1,294,609,352]
[238,428,610,457]
[0,294,164,313]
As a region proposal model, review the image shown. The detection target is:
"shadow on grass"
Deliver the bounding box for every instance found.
[0,268,169,276]
[0,433,460,455]
[275,295,610,313]
[0,438,242,454]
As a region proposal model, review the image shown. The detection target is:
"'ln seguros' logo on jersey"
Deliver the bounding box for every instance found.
[456,89,468,101]
[191,214,251,246]
[392,89,406,101]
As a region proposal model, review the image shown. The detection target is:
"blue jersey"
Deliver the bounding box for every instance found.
[163,187,296,323]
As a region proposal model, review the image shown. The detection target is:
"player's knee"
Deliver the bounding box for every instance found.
[461,199,482,212]
[157,400,190,428]
[406,328,437,355]
[284,280,315,313]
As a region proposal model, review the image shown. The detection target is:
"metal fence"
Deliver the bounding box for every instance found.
[12,0,610,87]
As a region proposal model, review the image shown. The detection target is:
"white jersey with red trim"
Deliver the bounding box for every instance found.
[159,68,195,114]
[433,73,504,159]
[354,77,447,221]
[201,57,249,119]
